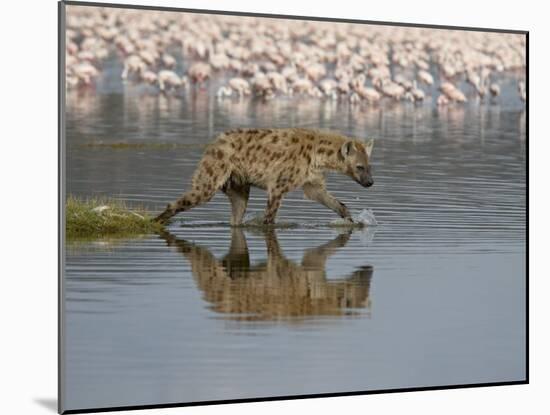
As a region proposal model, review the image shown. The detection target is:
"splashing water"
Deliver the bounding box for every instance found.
[242,211,265,225]
[330,209,378,228]
[241,212,303,229]
[240,209,378,229]
[356,208,378,226]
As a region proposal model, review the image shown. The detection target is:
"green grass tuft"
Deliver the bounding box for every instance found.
[66,196,163,239]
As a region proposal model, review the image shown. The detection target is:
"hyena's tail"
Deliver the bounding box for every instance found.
[153,146,232,224]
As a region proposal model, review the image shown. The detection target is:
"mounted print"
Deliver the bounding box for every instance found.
[59,1,528,413]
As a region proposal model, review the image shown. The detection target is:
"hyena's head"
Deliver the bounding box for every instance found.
[340,139,374,188]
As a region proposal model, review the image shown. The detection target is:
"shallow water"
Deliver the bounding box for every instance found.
[63,56,526,411]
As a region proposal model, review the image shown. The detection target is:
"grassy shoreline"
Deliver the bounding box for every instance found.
[66,196,163,239]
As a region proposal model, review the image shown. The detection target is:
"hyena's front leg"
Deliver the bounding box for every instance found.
[303,182,353,222]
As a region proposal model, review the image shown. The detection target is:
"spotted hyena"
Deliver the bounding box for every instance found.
[154,128,374,225]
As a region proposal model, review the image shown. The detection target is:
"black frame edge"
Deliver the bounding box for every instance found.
[58,1,67,414]
[525,31,529,385]
[62,380,528,414]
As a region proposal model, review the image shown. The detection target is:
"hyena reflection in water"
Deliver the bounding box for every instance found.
[160,228,373,321]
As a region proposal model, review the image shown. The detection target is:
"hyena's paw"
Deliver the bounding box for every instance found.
[329,216,356,229]
[262,218,276,226]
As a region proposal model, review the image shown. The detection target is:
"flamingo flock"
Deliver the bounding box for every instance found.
[65,6,527,105]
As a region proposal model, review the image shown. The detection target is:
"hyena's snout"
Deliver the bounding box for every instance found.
[359,166,374,188]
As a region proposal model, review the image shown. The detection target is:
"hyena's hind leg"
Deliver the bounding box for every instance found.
[222,178,250,226]
[154,155,231,224]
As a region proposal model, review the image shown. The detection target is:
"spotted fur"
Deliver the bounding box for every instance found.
[154,128,374,225]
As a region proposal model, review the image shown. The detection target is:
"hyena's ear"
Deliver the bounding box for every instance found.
[364,139,374,158]
[340,141,355,158]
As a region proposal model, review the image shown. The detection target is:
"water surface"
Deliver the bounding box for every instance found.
[63,57,526,411]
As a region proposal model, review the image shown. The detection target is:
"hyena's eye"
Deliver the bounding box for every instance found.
[356,165,365,171]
